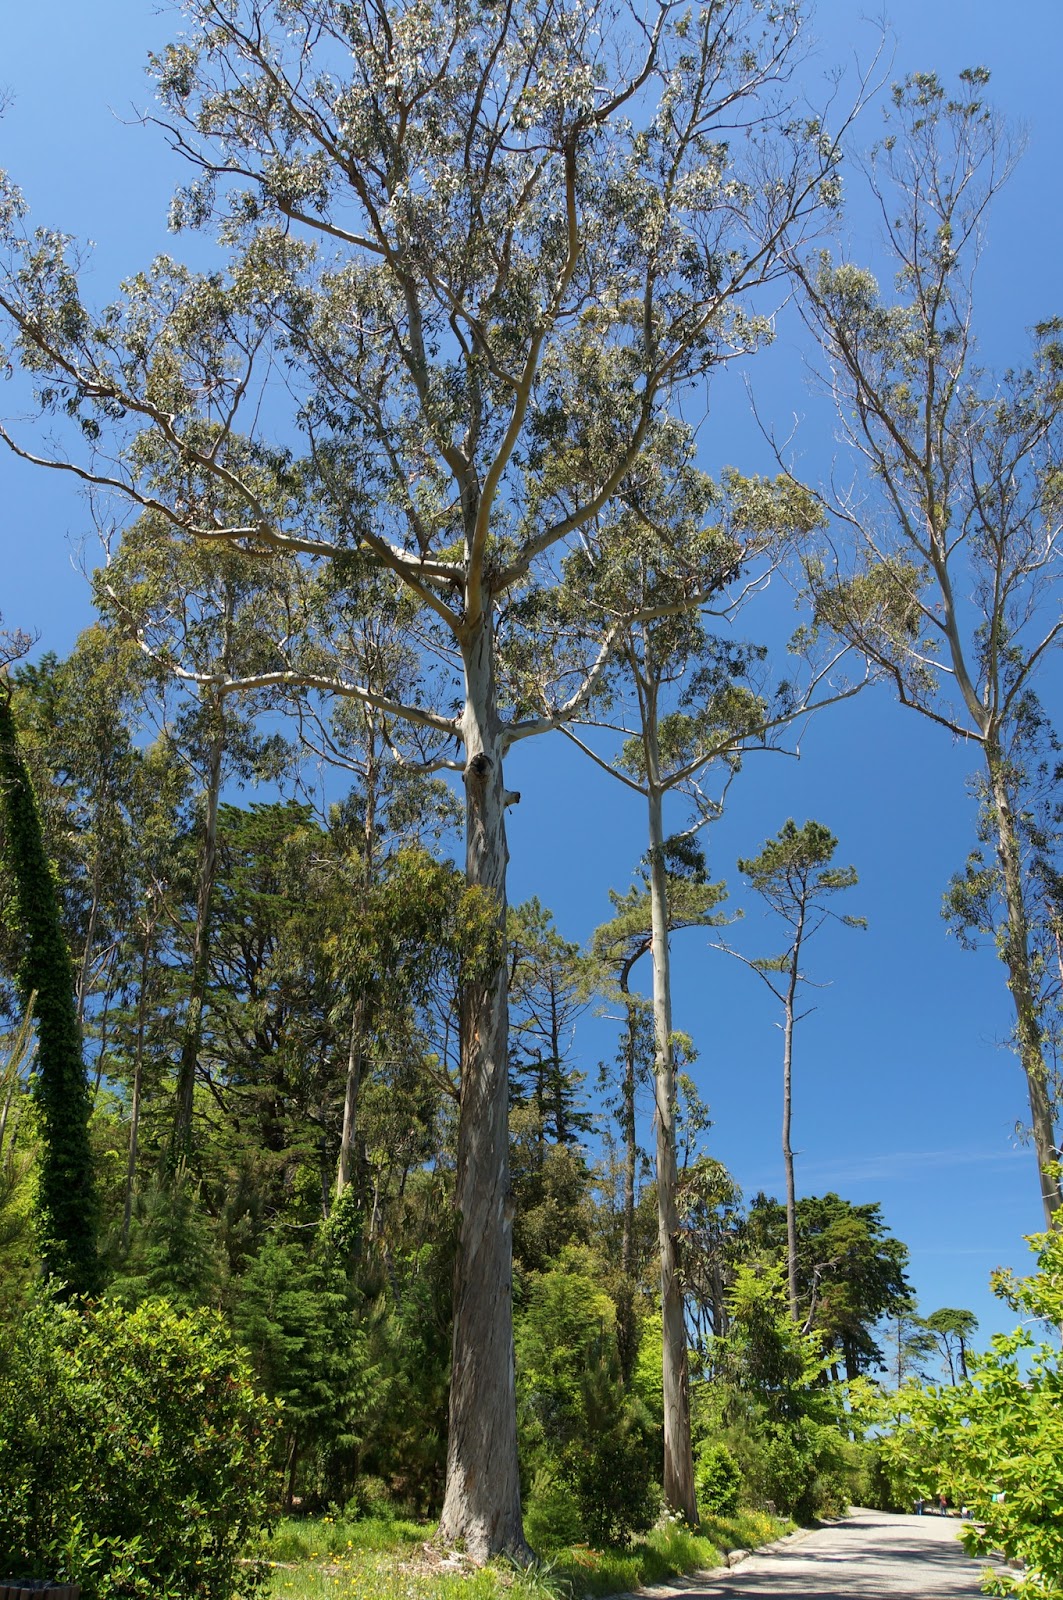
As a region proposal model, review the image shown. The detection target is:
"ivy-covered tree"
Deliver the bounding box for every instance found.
[0,679,99,1295]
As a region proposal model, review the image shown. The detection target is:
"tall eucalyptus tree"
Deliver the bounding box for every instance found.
[0,0,848,1554]
[791,71,1063,1225]
[587,859,725,1517]
[559,455,858,1518]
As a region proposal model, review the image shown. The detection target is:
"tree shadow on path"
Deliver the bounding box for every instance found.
[675,1511,993,1600]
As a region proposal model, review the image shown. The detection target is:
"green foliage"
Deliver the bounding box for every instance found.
[698,1263,858,1522]
[0,1005,39,1299]
[510,1107,594,1274]
[232,1229,369,1502]
[694,1441,742,1515]
[0,691,99,1296]
[516,1251,658,1547]
[920,1306,978,1384]
[745,1193,911,1378]
[0,1290,277,1599]
[873,1228,1063,1597]
[350,1236,454,1514]
[110,1164,225,1310]
[738,819,861,916]
[261,1505,792,1600]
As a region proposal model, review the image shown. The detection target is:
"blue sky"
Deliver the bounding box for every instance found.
[2,0,1061,1358]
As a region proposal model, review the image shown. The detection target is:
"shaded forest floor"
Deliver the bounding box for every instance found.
[264,1509,789,1599]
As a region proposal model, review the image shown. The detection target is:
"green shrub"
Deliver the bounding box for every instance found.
[523,1469,585,1553]
[695,1441,742,1515]
[740,1419,852,1522]
[516,1250,659,1547]
[0,1291,277,1599]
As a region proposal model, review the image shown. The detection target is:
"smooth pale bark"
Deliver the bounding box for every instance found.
[986,743,1063,1228]
[781,903,806,1323]
[438,610,529,1563]
[645,763,697,1526]
[172,702,225,1160]
[335,718,380,1203]
[75,881,101,1031]
[335,996,368,1201]
[121,927,153,1251]
[620,974,639,1279]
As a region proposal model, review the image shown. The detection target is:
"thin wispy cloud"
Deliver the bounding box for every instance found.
[743,1145,1026,1193]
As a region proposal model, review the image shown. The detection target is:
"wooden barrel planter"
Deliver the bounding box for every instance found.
[0,1584,80,1599]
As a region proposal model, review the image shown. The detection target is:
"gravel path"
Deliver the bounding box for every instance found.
[639,1507,999,1600]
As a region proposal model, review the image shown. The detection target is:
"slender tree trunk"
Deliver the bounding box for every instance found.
[620,982,638,1279]
[782,912,805,1323]
[284,1433,300,1512]
[76,878,101,1031]
[336,718,380,1200]
[549,985,565,1144]
[0,1079,15,1157]
[438,611,529,1563]
[91,946,119,1096]
[172,699,225,1161]
[122,924,153,1251]
[646,769,697,1526]
[986,742,1062,1227]
[335,996,368,1199]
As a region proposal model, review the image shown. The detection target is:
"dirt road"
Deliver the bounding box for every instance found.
[656,1507,998,1599]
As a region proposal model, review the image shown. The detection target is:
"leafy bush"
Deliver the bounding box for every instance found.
[232,1229,368,1509]
[0,1291,277,1599]
[695,1441,742,1514]
[522,1469,584,1553]
[516,1250,659,1547]
[871,1228,1063,1598]
[695,1264,861,1522]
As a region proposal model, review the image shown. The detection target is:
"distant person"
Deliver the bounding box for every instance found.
[915,1496,925,1515]
[939,1494,948,1516]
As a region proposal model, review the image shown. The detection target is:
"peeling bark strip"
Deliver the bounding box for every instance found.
[438,617,529,1563]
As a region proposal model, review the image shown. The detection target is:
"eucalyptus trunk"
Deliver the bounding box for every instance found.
[438,610,528,1563]
[335,718,380,1202]
[782,907,805,1322]
[171,701,225,1161]
[335,996,368,1200]
[620,976,638,1279]
[121,923,154,1251]
[645,763,697,1525]
[986,741,1062,1227]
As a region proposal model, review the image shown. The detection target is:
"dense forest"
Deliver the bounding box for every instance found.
[0,631,916,1519]
[0,0,1061,1595]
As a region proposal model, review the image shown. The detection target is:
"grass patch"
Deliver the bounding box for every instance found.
[535,1507,791,1597]
[265,1506,792,1600]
